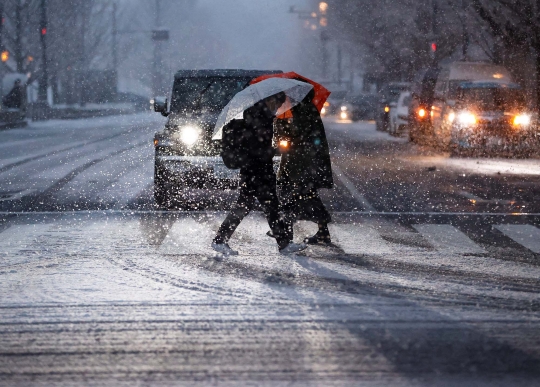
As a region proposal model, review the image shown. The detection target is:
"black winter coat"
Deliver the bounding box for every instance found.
[240,101,276,176]
[278,98,333,189]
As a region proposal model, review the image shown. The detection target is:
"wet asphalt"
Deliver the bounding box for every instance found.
[1,115,540,386]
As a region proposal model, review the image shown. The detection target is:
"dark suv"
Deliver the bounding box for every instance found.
[152,69,281,206]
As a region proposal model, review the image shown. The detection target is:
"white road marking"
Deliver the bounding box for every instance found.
[332,165,376,212]
[2,210,540,216]
[494,224,540,254]
[159,217,217,256]
[413,224,485,255]
[0,189,36,201]
[329,223,394,256]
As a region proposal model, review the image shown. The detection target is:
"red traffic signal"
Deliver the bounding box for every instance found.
[430,42,437,52]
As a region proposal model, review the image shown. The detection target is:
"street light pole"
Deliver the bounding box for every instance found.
[153,0,162,96]
[38,0,48,106]
[112,1,118,87]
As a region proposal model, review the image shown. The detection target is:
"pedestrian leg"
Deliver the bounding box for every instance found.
[213,190,256,244]
[302,189,332,245]
[258,190,290,249]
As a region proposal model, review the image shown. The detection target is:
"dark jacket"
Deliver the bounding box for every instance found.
[240,101,276,175]
[3,82,23,109]
[278,93,333,189]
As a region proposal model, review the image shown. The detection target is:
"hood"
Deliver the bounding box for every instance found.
[166,111,220,132]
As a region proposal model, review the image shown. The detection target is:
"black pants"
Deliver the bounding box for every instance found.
[279,182,332,225]
[214,170,291,248]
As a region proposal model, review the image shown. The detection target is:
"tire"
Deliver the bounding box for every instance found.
[154,164,169,207]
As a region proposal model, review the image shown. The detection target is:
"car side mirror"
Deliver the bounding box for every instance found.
[153,96,169,117]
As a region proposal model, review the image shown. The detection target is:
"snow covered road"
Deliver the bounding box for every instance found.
[1,114,540,385]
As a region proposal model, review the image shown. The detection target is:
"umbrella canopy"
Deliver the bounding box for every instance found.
[212,78,313,140]
[250,72,331,112]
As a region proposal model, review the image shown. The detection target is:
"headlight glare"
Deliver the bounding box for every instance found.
[457,111,476,126]
[179,125,201,146]
[513,114,531,127]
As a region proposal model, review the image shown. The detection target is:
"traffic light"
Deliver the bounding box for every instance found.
[430,42,437,53]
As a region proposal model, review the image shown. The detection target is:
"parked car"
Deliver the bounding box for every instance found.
[339,93,378,121]
[388,91,411,136]
[1,73,27,127]
[408,67,440,144]
[152,69,281,206]
[431,61,514,148]
[448,82,537,155]
[376,82,411,131]
[321,90,347,117]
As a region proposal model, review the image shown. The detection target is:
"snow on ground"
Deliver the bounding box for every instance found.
[407,155,540,176]
[27,111,166,131]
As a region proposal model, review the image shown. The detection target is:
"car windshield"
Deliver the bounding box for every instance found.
[383,87,409,103]
[170,77,250,113]
[458,87,526,111]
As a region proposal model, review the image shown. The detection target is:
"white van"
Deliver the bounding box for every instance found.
[431,61,514,147]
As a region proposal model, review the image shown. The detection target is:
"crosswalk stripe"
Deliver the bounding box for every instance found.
[413,224,485,255]
[159,217,217,255]
[494,224,540,254]
[3,217,539,262]
[329,223,394,255]
[0,225,52,267]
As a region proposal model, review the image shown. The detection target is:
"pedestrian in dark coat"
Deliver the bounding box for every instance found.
[277,89,334,244]
[212,93,307,256]
[3,80,24,109]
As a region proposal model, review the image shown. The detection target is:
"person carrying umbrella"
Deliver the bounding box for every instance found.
[251,73,334,245]
[211,83,309,256]
[276,88,334,245]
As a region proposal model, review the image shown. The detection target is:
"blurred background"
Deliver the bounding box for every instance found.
[0,0,538,119]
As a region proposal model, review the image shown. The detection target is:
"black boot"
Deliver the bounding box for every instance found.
[303,223,331,245]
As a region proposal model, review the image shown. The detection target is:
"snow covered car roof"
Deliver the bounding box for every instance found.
[446,62,513,84]
[174,69,282,79]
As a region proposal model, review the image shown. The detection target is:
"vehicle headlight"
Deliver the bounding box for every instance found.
[340,111,348,119]
[418,108,426,118]
[513,114,531,127]
[321,107,326,115]
[177,125,201,146]
[457,111,476,126]
[341,106,347,111]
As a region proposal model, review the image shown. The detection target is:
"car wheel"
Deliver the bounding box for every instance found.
[154,164,170,207]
